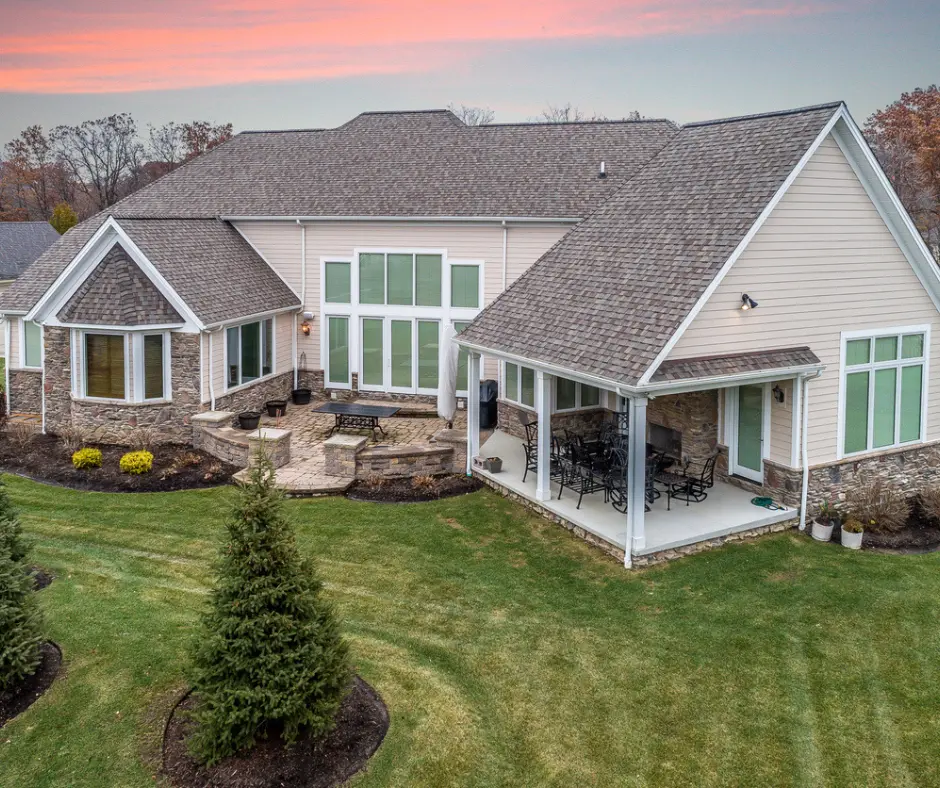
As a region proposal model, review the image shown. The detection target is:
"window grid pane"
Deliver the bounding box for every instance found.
[143,335,164,400]
[872,368,897,448]
[417,321,439,389]
[556,378,576,410]
[451,265,479,308]
[327,317,349,384]
[846,339,871,366]
[325,262,351,303]
[454,322,470,391]
[900,365,923,442]
[390,321,412,388]
[581,385,600,407]
[874,336,898,362]
[361,319,384,387]
[359,253,385,304]
[416,255,442,306]
[24,321,41,367]
[387,254,414,306]
[263,319,273,376]
[241,322,261,383]
[505,363,518,402]
[902,334,924,359]
[844,371,870,454]
[520,367,535,408]
[85,334,125,399]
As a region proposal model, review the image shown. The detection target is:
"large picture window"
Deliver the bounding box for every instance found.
[23,320,42,368]
[450,265,480,309]
[226,318,274,389]
[357,252,443,307]
[325,261,351,303]
[842,329,926,456]
[85,334,126,400]
[504,363,603,412]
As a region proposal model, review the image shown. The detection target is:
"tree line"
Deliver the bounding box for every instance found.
[0,115,232,228]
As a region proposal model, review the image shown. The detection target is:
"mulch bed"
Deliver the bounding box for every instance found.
[162,677,389,788]
[0,434,235,492]
[0,642,62,729]
[31,566,53,590]
[348,473,482,503]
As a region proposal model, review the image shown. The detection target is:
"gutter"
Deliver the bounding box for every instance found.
[202,304,299,331]
[220,215,583,225]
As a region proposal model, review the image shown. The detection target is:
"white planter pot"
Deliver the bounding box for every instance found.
[841,528,864,550]
[811,520,834,542]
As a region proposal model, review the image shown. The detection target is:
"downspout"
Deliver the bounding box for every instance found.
[799,370,823,530]
[207,331,216,411]
[501,220,508,291]
[296,220,305,388]
[3,319,9,418]
[40,325,46,434]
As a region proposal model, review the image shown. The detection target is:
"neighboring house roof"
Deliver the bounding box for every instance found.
[107,110,679,220]
[0,222,60,279]
[58,244,184,326]
[649,347,822,383]
[459,103,843,388]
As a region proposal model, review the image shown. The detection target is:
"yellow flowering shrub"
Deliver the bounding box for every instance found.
[72,448,103,470]
[120,450,154,475]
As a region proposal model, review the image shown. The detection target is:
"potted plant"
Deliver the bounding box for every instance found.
[265,399,288,418]
[841,518,864,550]
[811,500,836,542]
[291,388,312,405]
[237,410,261,431]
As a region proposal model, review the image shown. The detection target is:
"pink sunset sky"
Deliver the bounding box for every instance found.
[0,0,935,138]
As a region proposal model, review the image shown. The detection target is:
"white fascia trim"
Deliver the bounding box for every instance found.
[230,222,302,301]
[58,321,186,332]
[220,215,582,225]
[637,105,846,387]
[203,305,300,331]
[642,364,826,396]
[27,216,204,332]
[829,114,940,313]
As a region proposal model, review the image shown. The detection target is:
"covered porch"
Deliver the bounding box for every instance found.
[461,348,821,567]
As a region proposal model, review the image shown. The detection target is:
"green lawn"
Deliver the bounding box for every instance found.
[2,476,939,787]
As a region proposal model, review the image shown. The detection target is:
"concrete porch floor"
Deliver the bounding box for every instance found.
[476,430,796,555]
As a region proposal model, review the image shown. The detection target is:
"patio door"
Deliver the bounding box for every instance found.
[361,317,440,395]
[730,384,767,482]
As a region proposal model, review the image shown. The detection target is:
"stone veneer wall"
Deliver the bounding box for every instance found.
[8,369,42,414]
[497,399,610,440]
[213,371,294,416]
[357,444,455,477]
[647,391,718,463]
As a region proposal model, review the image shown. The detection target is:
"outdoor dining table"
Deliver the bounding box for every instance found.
[313,402,401,439]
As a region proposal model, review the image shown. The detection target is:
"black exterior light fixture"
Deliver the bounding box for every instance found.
[740,293,758,311]
[772,384,785,404]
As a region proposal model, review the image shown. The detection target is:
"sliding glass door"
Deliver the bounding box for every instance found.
[361,317,440,394]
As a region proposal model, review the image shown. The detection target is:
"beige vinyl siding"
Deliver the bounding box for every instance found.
[234,220,572,385]
[7,318,19,367]
[669,134,940,466]
[768,380,793,466]
[203,312,292,403]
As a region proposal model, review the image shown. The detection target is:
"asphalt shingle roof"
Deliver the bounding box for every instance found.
[58,244,184,326]
[108,110,679,220]
[650,347,822,382]
[0,222,60,279]
[459,103,842,387]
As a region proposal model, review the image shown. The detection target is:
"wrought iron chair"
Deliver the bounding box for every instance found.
[658,451,719,508]
[520,420,538,482]
[559,439,607,509]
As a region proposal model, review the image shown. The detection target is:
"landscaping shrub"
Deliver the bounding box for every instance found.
[412,474,437,491]
[918,486,940,525]
[188,453,350,765]
[72,448,103,470]
[129,427,159,453]
[6,422,35,451]
[846,477,910,533]
[0,478,44,691]
[120,451,154,475]
[58,425,89,455]
[842,518,865,534]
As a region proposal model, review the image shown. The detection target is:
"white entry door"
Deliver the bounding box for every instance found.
[729,384,768,482]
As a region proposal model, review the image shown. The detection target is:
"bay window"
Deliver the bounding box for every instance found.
[842,328,926,456]
[226,317,274,389]
[79,330,171,402]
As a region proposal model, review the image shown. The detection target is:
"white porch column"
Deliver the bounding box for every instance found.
[535,370,553,501]
[625,396,648,564]
[465,352,481,474]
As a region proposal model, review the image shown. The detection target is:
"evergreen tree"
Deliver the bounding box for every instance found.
[189,455,350,765]
[49,202,78,234]
[0,479,43,691]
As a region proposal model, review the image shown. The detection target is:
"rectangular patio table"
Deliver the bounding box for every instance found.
[314,402,401,439]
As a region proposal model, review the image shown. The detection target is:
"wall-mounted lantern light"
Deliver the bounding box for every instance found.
[300,321,311,336]
[740,293,758,311]
[772,384,785,404]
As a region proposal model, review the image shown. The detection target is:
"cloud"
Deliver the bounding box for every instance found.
[1,0,837,93]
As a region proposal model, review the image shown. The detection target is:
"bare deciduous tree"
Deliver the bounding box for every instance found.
[4,126,56,218]
[446,103,495,126]
[531,104,645,123]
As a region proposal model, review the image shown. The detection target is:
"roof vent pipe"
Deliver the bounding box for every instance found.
[598,161,607,178]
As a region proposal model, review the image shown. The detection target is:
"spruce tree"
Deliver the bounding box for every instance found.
[0,479,43,691]
[189,454,350,765]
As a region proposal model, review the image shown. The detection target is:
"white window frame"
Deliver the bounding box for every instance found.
[319,250,484,393]
[356,316,442,396]
[836,324,930,459]
[75,329,131,403]
[502,360,536,412]
[132,332,172,403]
[223,316,276,392]
[19,318,43,370]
